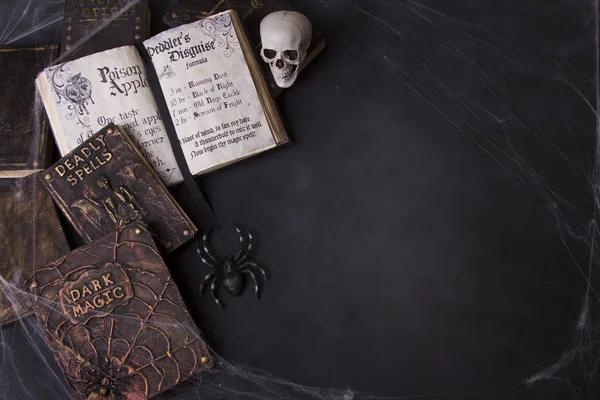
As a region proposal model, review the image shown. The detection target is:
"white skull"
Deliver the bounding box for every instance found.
[260,11,312,88]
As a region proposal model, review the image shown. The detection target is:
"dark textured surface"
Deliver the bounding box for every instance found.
[2,0,599,399]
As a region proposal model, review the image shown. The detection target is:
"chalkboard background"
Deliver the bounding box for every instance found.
[1,1,598,399]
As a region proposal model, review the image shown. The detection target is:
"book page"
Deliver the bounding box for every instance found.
[37,46,183,186]
[143,10,276,175]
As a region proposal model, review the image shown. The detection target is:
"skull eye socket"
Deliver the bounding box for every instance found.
[283,50,299,61]
[262,49,277,60]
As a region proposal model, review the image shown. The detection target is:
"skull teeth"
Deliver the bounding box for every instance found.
[272,64,298,82]
[275,71,292,81]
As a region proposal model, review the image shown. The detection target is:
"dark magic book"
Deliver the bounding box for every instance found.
[0,174,69,326]
[40,124,196,253]
[27,223,212,400]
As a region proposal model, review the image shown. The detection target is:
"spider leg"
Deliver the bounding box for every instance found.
[241,261,269,281]
[199,273,216,295]
[210,277,224,308]
[235,226,254,264]
[233,224,245,261]
[243,269,261,300]
[201,232,219,263]
[196,243,217,268]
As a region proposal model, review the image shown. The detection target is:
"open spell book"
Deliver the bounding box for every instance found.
[37,10,288,187]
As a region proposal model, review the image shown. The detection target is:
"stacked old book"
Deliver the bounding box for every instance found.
[0,0,156,328]
[0,45,67,326]
[28,123,215,400]
[0,2,215,397]
[29,124,214,395]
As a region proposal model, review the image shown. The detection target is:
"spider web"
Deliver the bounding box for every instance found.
[0,0,599,399]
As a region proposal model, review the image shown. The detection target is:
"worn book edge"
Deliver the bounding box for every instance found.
[36,71,70,155]
[0,170,44,178]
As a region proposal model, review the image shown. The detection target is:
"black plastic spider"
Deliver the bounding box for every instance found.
[197,225,269,308]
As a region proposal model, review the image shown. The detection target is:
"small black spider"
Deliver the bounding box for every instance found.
[80,356,134,400]
[197,225,269,308]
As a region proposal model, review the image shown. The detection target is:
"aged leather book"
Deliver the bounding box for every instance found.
[60,0,150,62]
[0,174,69,326]
[27,223,212,400]
[0,46,57,177]
[37,10,289,187]
[162,0,326,98]
[40,124,196,253]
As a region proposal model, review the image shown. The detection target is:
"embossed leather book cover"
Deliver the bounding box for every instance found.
[163,0,326,97]
[40,124,197,253]
[0,174,69,326]
[27,223,212,400]
[0,46,57,177]
[61,0,149,62]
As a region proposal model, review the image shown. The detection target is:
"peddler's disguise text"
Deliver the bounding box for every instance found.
[142,10,276,174]
[146,32,217,62]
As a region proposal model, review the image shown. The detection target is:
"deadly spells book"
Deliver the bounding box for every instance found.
[27,223,212,400]
[60,0,150,62]
[0,46,57,177]
[40,124,196,253]
[0,174,69,326]
[163,0,326,98]
[37,10,288,187]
